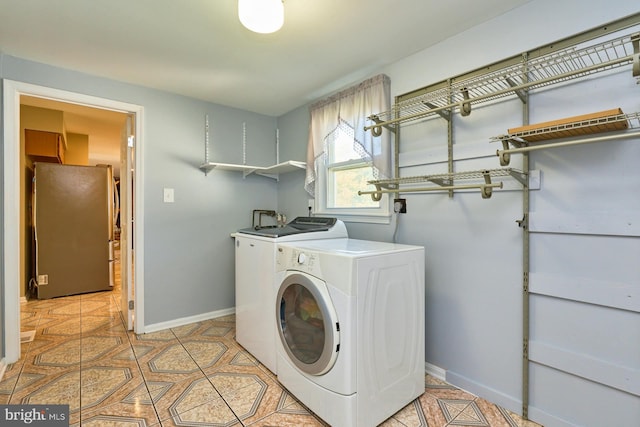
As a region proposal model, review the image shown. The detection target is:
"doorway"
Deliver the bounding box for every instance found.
[3,80,145,364]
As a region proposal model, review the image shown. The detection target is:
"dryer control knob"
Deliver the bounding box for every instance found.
[297,253,306,264]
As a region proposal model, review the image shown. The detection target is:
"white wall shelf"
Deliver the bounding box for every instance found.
[200,116,305,180]
[199,160,305,180]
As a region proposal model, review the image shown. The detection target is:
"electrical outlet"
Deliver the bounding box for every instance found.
[393,198,407,214]
[38,274,49,285]
[163,188,174,203]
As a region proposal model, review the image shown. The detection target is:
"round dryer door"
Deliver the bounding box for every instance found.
[276,272,340,376]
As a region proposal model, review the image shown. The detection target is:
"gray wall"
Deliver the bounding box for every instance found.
[276,1,640,426]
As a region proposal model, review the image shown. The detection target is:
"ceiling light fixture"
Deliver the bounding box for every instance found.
[238,0,284,34]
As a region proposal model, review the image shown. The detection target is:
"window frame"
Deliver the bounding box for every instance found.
[313,154,391,224]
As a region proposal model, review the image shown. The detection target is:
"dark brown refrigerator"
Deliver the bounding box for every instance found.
[33,163,115,299]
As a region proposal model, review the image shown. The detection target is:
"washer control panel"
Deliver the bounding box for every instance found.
[277,245,322,277]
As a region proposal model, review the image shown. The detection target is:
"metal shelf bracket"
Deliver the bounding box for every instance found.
[506,77,528,104]
[424,102,451,121]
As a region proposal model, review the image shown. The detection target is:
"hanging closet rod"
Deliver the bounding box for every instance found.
[358,168,525,200]
[358,182,503,200]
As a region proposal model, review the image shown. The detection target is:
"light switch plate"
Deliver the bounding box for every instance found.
[163,188,174,203]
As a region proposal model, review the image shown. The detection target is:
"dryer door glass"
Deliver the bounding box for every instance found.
[277,273,339,375]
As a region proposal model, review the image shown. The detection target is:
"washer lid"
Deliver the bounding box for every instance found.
[237,216,337,238]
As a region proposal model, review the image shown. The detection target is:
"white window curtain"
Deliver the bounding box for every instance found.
[305,74,391,197]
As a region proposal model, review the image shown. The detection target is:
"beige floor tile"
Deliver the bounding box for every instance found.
[151,375,222,423]
[219,374,289,425]
[425,380,477,401]
[135,340,205,384]
[245,410,328,427]
[10,369,82,421]
[468,397,520,427]
[410,391,451,427]
[179,337,232,370]
[162,397,241,427]
[200,347,269,379]
[76,401,161,427]
[173,318,237,342]
[80,374,149,414]
[379,416,411,426]
[387,399,430,427]
[133,329,179,343]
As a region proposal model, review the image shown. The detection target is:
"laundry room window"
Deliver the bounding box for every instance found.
[325,128,377,208]
[305,75,392,223]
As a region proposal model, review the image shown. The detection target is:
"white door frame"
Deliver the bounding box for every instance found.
[2,80,145,364]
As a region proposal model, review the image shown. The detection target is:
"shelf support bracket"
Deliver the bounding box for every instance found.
[243,169,258,179]
[428,178,453,187]
[632,33,640,79]
[459,88,472,116]
[424,102,451,121]
[516,213,529,229]
[506,77,528,104]
[507,169,528,186]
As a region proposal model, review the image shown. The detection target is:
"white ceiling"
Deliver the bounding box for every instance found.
[0,0,531,117]
[3,0,531,170]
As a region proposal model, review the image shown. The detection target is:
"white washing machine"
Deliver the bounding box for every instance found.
[275,238,425,427]
[234,217,347,373]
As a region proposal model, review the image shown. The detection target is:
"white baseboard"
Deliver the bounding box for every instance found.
[142,307,235,334]
[424,361,446,381]
[446,370,522,415]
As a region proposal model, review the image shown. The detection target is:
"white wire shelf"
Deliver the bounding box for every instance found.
[366,31,640,132]
[358,168,528,200]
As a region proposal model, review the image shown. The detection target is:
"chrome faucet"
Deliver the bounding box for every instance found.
[252,209,277,229]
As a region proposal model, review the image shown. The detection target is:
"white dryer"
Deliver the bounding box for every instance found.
[275,238,425,427]
[234,217,347,373]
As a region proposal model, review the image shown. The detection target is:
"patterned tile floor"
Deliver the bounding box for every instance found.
[2,267,542,426]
